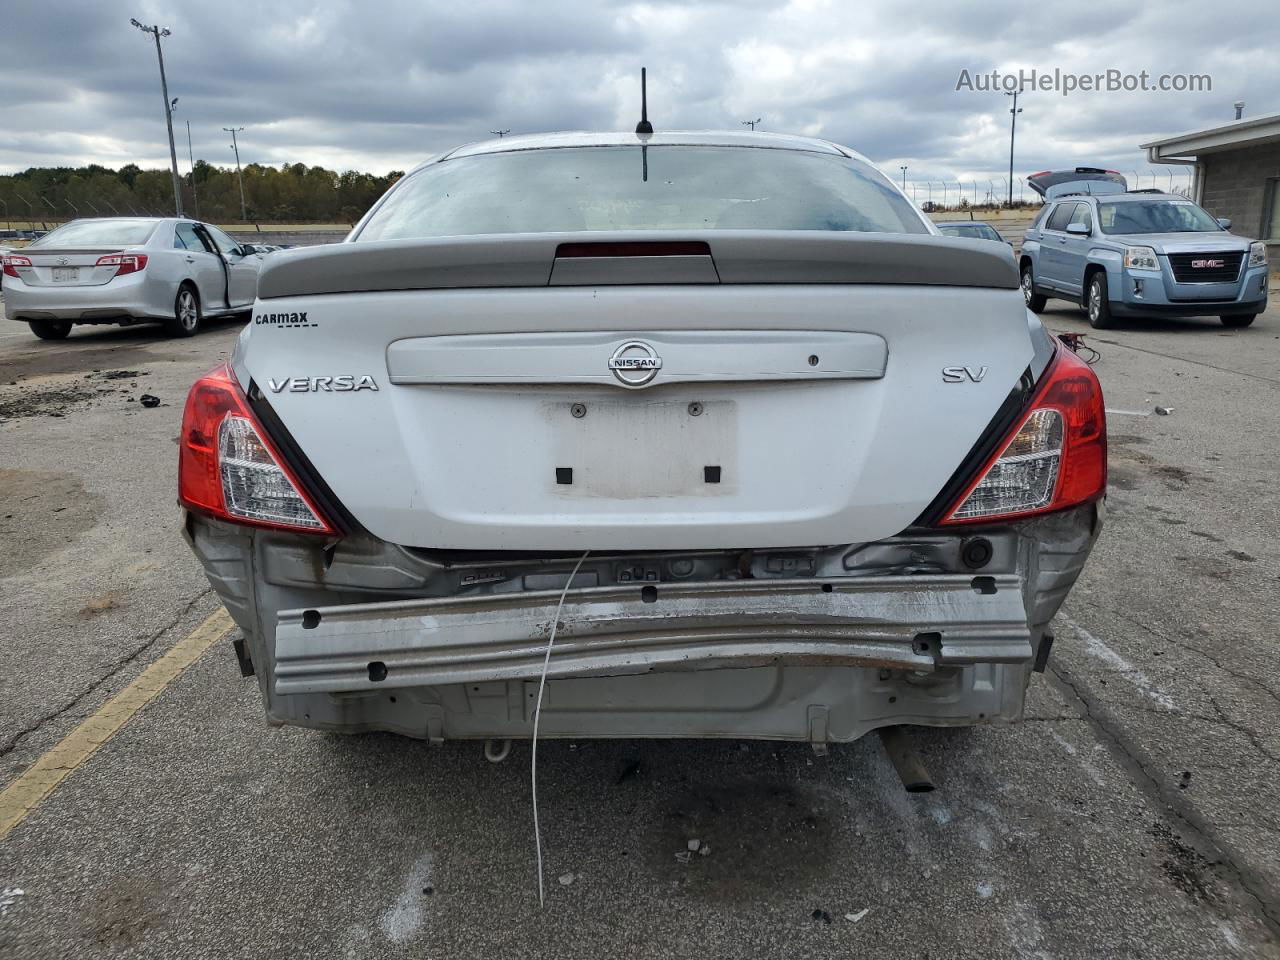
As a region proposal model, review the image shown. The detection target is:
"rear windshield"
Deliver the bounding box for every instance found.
[1098,200,1221,235]
[29,219,158,248]
[939,223,1002,242]
[355,145,928,241]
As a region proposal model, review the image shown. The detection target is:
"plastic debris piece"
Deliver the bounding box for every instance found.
[687,839,701,852]
[699,844,711,857]
[674,851,692,864]
[1154,406,1173,416]
[558,873,576,886]
[140,394,161,408]
[845,908,871,923]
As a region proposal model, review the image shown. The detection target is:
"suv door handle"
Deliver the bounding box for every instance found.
[184,255,196,263]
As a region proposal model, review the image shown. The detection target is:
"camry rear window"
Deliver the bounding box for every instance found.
[29,219,157,247]
[356,145,928,240]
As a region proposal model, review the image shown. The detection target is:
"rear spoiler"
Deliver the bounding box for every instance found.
[256,231,1018,299]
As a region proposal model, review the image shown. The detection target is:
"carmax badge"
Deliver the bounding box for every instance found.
[607,340,663,387]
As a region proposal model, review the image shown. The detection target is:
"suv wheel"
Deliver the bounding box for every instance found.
[28,319,73,340]
[1086,272,1114,329]
[1021,264,1047,313]
[1220,314,1256,328]
[165,284,202,338]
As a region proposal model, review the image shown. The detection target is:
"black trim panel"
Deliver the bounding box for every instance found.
[913,366,1036,527]
[246,381,362,538]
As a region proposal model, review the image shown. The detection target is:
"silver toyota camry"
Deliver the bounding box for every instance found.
[1,217,264,340]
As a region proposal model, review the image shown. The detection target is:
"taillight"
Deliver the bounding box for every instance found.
[942,345,1105,524]
[96,253,148,276]
[178,364,335,535]
[2,254,32,277]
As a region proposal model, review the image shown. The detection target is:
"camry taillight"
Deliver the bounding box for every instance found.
[96,253,148,276]
[2,254,32,277]
[178,364,335,535]
[943,344,1106,523]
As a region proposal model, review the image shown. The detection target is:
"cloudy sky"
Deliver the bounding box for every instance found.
[3,0,1277,196]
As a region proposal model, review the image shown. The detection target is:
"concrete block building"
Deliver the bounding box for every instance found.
[1142,112,1280,258]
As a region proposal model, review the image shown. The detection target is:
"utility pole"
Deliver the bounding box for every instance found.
[130,19,184,216]
[900,165,908,190]
[186,120,199,219]
[224,126,247,221]
[741,118,761,131]
[1005,88,1023,206]
[489,129,511,138]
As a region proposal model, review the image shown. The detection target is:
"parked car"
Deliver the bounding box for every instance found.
[1,217,264,340]
[936,220,1012,249]
[179,130,1105,749]
[1020,190,1268,328]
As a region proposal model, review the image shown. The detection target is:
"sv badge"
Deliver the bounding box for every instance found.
[941,366,989,383]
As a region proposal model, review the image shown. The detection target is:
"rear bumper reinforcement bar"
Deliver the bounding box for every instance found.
[272,575,1032,695]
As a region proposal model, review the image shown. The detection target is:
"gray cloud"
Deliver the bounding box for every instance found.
[1,0,1276,190]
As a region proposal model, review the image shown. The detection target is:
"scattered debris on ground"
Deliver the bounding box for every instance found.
[139,394,161,408]
[844,908,870,923]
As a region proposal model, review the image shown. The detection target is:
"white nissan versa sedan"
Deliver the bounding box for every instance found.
[179,131,1106,749]
[2,217,263,340]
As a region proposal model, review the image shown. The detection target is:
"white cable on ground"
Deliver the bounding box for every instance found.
[531,549,590,908]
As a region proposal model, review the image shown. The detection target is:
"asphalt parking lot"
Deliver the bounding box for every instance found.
[1,298,1279,959]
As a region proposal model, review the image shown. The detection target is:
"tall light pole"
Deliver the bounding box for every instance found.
[742,118,761,131]
[489,129,511,138]
[899,165,908,190]
[1005,89,1023,206]
[130,19,184,216]
[185,120,199,219]
[224,126,247,221]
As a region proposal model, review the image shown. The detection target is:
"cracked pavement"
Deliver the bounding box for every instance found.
[1,300,1279,958]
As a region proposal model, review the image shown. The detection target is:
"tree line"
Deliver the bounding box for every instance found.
[0,161,404,226]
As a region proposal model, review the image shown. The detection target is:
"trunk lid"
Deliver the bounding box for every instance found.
[15,248,138,287]
[238,233,1032,551]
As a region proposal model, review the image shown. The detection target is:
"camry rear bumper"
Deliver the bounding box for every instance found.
[2,273,173,322]
[272,574,1032,695]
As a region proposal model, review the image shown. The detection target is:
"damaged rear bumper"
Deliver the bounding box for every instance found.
[272,574,1032,695]
[185,503,1099,742]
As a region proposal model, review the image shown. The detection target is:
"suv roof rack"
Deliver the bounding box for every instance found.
[1127,188,1168,194]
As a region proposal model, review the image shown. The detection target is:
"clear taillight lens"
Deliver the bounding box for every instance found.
[949,409,1063,520]
[218,415,325,529]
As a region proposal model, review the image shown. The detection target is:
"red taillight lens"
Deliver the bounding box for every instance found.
[942,345,1106,524]
[2,254,32,277]
[178,364,335,535]
[96,253,148,276]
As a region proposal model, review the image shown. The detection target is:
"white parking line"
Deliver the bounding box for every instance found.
[1058,613,1176,710]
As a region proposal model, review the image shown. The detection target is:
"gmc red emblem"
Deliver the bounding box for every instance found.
[1191,259,1225,268]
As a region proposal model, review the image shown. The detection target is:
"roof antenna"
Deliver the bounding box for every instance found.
[635,67,654,135]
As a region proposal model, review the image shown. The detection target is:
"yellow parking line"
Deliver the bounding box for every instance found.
[0,608,234,842]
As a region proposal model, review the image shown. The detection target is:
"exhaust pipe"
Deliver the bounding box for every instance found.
[878,726,935,793]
